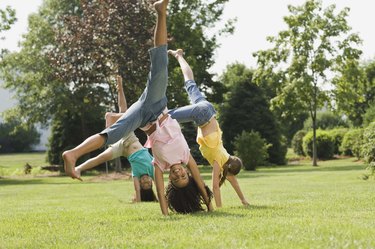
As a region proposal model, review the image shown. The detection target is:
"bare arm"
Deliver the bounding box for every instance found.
[186,154,213,211]
[154,166,169,215]
[116,75,127,113]
[133,177,141,203]
[212,161,222,208]
[104,76,127,128]
[226,175,249,206]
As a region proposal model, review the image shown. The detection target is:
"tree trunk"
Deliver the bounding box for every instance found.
[312,111,318,166]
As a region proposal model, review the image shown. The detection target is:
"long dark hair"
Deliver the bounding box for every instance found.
[165,176,213,214]
[139,174,158,202]
[140,188,158,202]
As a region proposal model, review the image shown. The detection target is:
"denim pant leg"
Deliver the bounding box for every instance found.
[101,98,144,146]
[185,79,206,104]
[100,46,168,145]
[169,80,216,126]
[140,45,168,124]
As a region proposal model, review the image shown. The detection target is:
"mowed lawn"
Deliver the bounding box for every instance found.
[0,153,374,249]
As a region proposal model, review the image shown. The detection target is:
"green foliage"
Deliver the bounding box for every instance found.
[253,0,362,165]
[303,130,335,159]
[340,128,364,159]
[1,0,233,163]
[0,0,81,126]
[291,130,307,156]
[47,108,105,165]
[361,122,375,165]
[362,101,375,126]
[333,60,375,127]
[233,130,270,171]
[303,111,348,130]
[220,63,286,165]
[168,0,234,106]
[0,112,40,153]
[327,128,348,155]
[0,6,17,36]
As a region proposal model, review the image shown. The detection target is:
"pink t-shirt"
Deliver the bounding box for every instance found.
[144,115,190,172]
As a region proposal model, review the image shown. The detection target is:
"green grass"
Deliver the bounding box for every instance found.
[0,152,48,176]
[1,155,374,249]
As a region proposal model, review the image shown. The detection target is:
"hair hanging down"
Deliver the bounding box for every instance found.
[219,156,243,187]
[166,176,213,214]
[140,188,158,202]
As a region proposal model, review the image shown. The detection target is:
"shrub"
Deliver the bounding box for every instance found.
[327,128,348,155]
[291,130,307,156]
[340,128,364,159]
[361,122,375,164]
[233,130,270,171]
[302,130,335,159]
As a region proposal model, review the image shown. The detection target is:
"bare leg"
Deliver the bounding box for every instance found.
[62,134,106,179]
[153,0,168,47]
[168,49,194,81]
[75,147,114,178]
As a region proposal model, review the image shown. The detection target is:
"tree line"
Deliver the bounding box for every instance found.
[1,0,374,169]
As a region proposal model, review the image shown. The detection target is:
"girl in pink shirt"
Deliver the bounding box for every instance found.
[143,113,213,214]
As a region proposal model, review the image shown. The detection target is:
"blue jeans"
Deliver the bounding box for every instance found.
[101,45,168,145]
[168,80,216,126]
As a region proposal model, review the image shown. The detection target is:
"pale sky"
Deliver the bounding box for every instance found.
[1,0,375,112]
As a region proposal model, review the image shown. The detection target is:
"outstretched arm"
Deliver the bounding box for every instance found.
[226,175,249,206]
[104,75,128,128]
[211,161,222,208]
[116,75,127,113]
[186,154,213,211]
[154,166,169,215]
[133,177,141,203]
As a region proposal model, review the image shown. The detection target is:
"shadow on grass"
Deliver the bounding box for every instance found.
[0,178,52,185]
[0,176,82,186]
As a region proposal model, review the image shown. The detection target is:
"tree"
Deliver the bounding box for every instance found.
[0,0,234,164]
[0,6,17,38]
[167,0,235,106]
[253,0,362,166]
[0,109,40,153]
[220,63,286,165]
[1,0,82,127]
[333,60,375,126]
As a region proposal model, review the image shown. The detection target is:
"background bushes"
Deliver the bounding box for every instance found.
[340,128,364,159]
[303,130,335,159]
[327,128,348,155]
[361,122,375,164]
[233,130,269,171]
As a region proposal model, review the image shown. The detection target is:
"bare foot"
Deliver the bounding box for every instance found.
[74,167,83,181]
[153,0,169,14]
[168,49,183,59]
[62,150,81,180]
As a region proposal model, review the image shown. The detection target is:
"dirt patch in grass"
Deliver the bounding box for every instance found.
[88,172,132,182]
